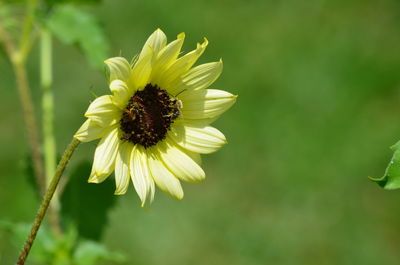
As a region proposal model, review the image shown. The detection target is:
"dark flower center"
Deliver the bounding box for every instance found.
[119,84,180,148]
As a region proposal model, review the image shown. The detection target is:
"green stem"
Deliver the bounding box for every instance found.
[41,29,55,185]
[17,138,80,265]
[41,28,63,237]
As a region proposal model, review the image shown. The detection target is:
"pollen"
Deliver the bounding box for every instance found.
[120,84,180,148]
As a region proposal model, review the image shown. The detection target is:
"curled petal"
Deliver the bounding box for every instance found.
[104,57,131,82]
[109,80,131,109]
[74,119,106,142]
[84,95,120,126]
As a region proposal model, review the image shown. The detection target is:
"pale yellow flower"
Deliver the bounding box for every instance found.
[75,29,236,206]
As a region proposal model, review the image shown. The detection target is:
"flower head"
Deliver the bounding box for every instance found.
[75,29,237,205]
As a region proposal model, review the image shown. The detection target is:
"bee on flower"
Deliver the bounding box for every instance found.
[75,29,237,206]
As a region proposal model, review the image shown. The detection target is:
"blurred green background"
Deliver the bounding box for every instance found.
[2,0,400,264]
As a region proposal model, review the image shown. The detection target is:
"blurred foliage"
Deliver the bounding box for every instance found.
[45,0,101,5]
[371,141,400,189]
[61,161,116,241]
[47,4,108,69]
[0,221,124,265]
[0,3,17,30]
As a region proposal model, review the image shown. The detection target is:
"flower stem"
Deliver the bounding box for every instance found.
[16,138,80,265]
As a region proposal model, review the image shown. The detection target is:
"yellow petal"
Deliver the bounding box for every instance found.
[89,127,119,183]
[129,48,153,90]
[157,38,208,90]
[182,148,202,165]
[151,33,185,81]
[84,95,120,127]
[130,145,155,206]
[158,140,205,183]
[104,57,131,82]
[109,80,131,109]
[169,124,227,154]
[168,60,223,95]
[138,28,167,62]
[74,119,106,142]
[114,141,132,195]
[178,89,237,119]
[148,148,184,200]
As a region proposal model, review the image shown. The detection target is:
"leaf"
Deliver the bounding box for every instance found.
[46,5,108,69]
[370,141,400,189]
[73,240,125,265]
[0,220,76,264]
[60,161,116,240]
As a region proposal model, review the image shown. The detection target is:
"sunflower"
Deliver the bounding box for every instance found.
[75,29,236,205]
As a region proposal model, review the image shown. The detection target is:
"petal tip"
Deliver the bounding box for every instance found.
[177,32,185,39]
[88,177,99,183]
[114,190,125,195]
[176,193,184,200]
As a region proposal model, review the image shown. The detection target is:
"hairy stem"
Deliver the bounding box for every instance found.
[17,138,80,265]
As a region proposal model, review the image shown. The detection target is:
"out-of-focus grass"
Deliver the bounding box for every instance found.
[2,0,400,264]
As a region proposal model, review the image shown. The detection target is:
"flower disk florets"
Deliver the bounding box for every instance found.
[120,84,180,148]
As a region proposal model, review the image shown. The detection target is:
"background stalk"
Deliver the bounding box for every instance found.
[13,60,47,196]
[0,0,46,196]
[41,27,63,237]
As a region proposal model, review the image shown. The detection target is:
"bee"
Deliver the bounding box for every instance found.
[124,102,140,121]
[163,98,183,120]
[171,99,183,120]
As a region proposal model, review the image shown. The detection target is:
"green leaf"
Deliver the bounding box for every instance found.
[60,161,116,241]
[73,240,125,265]
[370,141,400,189]
[46,5,108,69]
[0,220,76,264]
